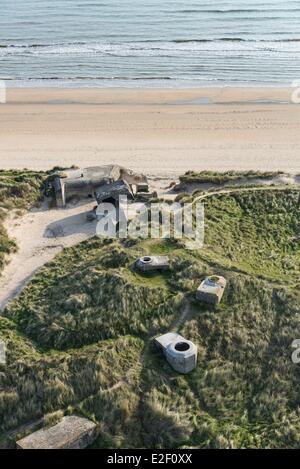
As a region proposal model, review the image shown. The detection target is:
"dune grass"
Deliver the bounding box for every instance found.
[0,181,299,448]
[198,188,300,285]
[179,170,285,186]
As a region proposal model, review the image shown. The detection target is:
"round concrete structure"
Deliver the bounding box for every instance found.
[166,338,197,374]
[136,255,169,272]
[141,256,152,264]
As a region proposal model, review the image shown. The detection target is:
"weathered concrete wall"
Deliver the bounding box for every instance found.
[16,416,97,450]
[166,339,197,374]
[196,276,227,305]
[52,165,149,207]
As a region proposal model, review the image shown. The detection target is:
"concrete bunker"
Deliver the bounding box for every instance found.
[154,332,197,374]
[196,275,227,305]
[16,415,97,450]
[46,165,148,208]
[136,255,170,272]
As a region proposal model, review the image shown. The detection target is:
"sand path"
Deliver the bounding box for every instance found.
[0,200,97,310]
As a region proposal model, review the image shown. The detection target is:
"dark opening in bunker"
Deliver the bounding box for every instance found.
[175,342,190,352]
[142,256,152,263]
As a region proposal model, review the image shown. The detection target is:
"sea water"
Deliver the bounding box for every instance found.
[1,0,300,87]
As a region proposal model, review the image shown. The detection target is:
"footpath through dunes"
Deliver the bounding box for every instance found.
[0,175,300,448]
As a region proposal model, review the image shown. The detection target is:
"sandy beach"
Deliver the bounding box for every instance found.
[0,87,299,176]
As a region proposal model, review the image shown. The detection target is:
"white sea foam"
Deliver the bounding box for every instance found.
[1,39,300,57]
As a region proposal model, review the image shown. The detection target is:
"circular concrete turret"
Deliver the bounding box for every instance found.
[141,256,152,263]
[135,255,170,272]
[166,338,197,374]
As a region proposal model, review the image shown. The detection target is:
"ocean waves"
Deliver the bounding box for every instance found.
[1,39,300,58]
[1,0,300,86]
[0,38,300,65]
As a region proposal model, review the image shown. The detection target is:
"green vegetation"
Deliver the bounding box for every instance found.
[199,188,300,285]
[179,170,284,186]
[0,170,46,211]
[5,239,179,350]
[0,179,299,448]
[0,316,143,444]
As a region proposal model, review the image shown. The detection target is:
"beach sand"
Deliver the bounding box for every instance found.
[0,87,299,176]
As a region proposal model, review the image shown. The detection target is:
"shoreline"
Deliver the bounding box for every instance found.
[0,87,299,175]
[5,82,295,89]
[4,86,295,105]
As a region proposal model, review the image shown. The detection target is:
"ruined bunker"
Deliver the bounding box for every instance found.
[136,255,170,272]
[47,165,148,207]
[154,332,197,374]
[16,416,97,450]
[196,275,227,305]
[94,179,134,205]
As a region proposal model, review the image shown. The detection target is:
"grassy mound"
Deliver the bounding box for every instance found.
[0,315,143,442]
[0,170,46,211]
[5,239,178,350]
[199,188,300,285]
[179,170,284,186]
